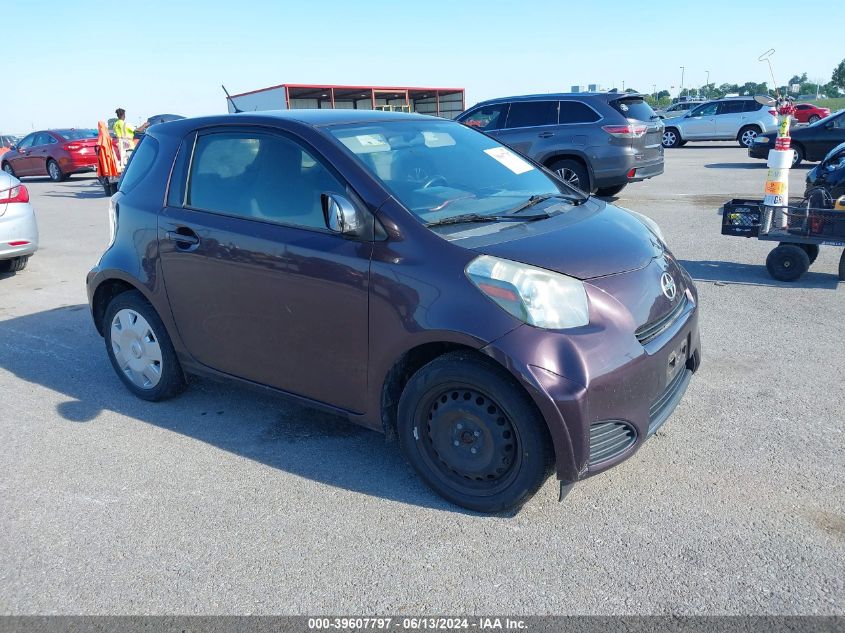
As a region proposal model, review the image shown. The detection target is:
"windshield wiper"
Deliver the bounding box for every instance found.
[425,212,550,228]
[506,193,582,216]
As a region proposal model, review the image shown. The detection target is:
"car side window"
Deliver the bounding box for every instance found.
[505,101,558,128]
[690,103,718,117]
[744,100,763,113]
[16,134,36,149]
[187,131,344,230]
[558,101,600,124]
[718,101,745,115]
[831,115,845,129]
[460,104,508,131]
[33,132,54,146]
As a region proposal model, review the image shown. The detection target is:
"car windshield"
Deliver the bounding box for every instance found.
[55,128,97,140]
[328,120,581,225]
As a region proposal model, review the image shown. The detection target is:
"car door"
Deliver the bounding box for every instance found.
[492,100,559,157]
[812,113,845,160]
[30,132,57,175]
[158,127,373,413]
[681,102,718,139]
[715,100,746,137]
[8,133,37,175]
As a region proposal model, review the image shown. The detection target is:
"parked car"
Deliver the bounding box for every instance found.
[661,97,778,148]
[749,109,845,166]
[654,100,705,119]
[0,171,38,273]
[134,114,185,139]
[804,141,845,199]
[0,135,17,157]
[792,103,831,125]
[1,128,100,181]
[86,110,700,513]
[456,93,664,197]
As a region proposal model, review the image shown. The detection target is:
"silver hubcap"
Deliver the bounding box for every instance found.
[48,162,59,179]
[741,130,757,146]
[110,309,163,389]
[663,131,676,146]
[556,168,581,189]
[2,164,11,174]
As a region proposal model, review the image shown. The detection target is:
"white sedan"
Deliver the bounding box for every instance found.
[0,171,38,273]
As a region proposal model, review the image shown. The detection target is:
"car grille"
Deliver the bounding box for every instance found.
[588,420,637,467]
[635,294,688,345]
[648,368,690,436]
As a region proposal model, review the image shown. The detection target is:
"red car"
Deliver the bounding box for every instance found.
[793,103,831,124]
[1,128,100,182]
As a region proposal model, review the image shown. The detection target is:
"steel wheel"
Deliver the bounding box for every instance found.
[109,308,163,389]
[418,386,522,496]
[739,127,759,148]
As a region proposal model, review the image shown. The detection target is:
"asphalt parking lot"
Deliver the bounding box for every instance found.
[0,144,842,615]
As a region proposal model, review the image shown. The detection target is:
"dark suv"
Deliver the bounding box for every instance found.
[456,93,664,197]
[87,110,700,513]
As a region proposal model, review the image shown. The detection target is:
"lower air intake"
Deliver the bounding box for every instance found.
[588,420,637,467]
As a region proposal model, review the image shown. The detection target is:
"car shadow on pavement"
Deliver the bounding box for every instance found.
[0,305,482,514]
[679,259,841,289]
[704,163,811,170]
[42,187,106,200]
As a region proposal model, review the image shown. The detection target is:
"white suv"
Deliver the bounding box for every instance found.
[661,98,778,148]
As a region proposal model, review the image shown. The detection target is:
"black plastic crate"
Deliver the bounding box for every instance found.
[721,199,762,237]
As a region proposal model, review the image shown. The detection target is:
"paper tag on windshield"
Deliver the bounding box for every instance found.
[483,147,534,174]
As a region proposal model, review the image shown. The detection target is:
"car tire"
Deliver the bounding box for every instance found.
[46,159,65,182]
[596,184,626,197]
[808,115,820,124]
[549,158,590,193]
[738,126,761,148]
[1,162,14,178]
[397,351,553,513]
[662,128,682,148]
[791,144,804,167]
[839,249,845,281]
[0,256,29,273]
[780,242,819,265]
[103,290,186,402]
[766,244,810,281]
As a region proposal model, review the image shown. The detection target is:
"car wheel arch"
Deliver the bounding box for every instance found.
[542,153,593,180]
[91,277,155,336]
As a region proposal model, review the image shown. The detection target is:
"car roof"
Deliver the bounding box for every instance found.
[153,109,435,134]
[471,92,646,107]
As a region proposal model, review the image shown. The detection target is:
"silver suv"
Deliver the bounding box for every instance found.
[661,97,778,148]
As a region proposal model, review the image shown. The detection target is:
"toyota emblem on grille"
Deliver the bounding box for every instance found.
[660,272,677,300]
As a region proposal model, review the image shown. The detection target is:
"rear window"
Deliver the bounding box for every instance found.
[610,98,656,122]
[505,101,558,128]
[55,128,97,140]
[119,136,159,194]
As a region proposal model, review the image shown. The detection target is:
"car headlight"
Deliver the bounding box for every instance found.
[465,255,589,329]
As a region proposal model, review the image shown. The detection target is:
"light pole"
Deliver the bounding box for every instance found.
[679,66,685,96]
[652,84,657,100]
[705,70,710,97]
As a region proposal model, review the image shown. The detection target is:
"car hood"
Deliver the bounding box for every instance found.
[466,199,663,280]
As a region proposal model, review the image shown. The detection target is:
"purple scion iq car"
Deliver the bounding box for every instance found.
[87,110,700,513]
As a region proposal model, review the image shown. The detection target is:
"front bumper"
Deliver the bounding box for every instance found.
[482,267,700,484]
[748,143,770,160]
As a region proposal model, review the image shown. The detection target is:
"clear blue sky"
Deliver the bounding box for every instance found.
[2,0,842,133]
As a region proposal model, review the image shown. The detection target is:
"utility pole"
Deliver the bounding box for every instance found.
[680,66,685,96]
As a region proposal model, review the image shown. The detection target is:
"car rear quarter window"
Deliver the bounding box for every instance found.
[186,131,343,230]
[460,104,509,131]
[119,136,159,194]
[505,101,558,128]
[609,98,656,122]
[558,101,601,124]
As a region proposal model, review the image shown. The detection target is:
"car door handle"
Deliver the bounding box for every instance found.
[165,229,200,247]
[538,131,554,138]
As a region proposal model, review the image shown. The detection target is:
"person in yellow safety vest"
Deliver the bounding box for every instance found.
[113,108,136,140]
